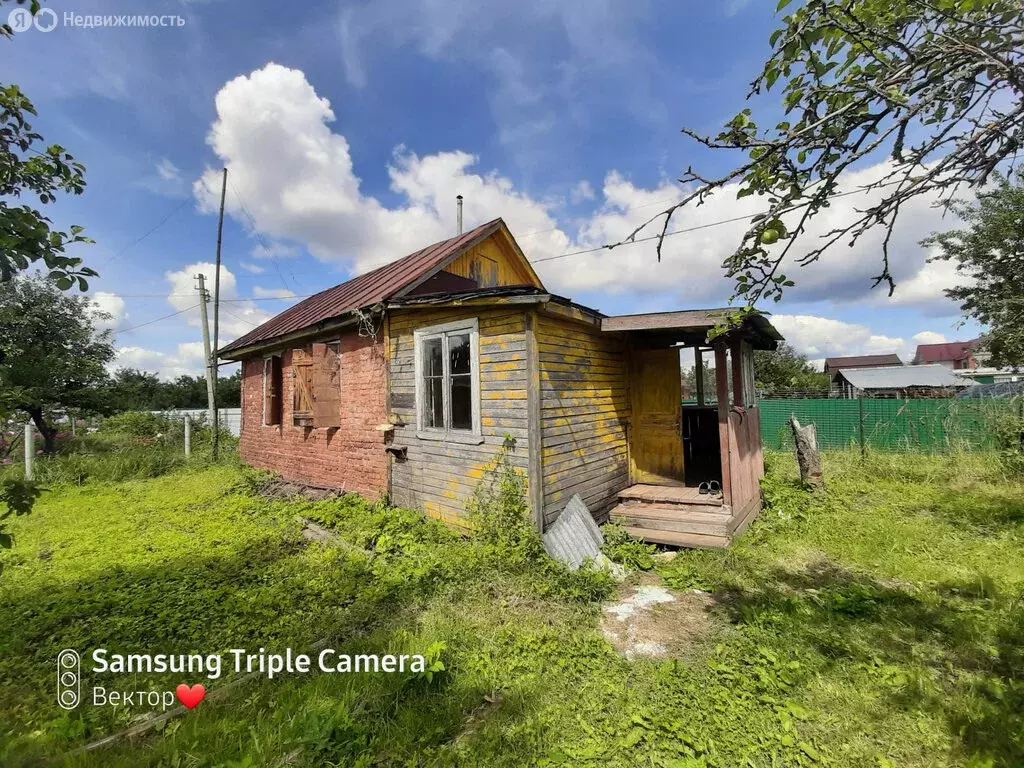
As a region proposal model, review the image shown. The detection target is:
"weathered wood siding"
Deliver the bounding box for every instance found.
[445,234,539,288]
[536,313,631,527]
[387,306,530,526]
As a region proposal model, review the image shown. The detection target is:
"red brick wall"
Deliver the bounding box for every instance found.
[238,331,388,497]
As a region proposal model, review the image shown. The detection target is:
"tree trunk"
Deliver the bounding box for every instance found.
[790,417,823,488]
[26,408,57,455]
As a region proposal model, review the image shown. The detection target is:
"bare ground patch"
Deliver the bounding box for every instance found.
[601,573,721,660]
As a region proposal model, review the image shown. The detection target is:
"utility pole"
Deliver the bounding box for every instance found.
[197,274,216,435]
[211,166,228,460]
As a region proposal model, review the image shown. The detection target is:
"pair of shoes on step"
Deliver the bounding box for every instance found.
[698,481,721,496]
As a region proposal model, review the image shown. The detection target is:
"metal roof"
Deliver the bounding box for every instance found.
[913,339,978,364]
[220,218,505,355]
[838,364,973,390]
[824,354,903,371]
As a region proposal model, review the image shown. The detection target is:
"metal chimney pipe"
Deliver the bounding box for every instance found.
[456,194,463,234]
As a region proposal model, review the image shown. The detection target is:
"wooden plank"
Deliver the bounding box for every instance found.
[715,345,732,508]
[621,526,730,550]
[525,311,544,531]
[618,484,724,506]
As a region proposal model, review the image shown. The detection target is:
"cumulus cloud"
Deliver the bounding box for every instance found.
[90,291,128,330]
[253,287,296,299]
[111,342,207,380]
[164,261,276,342]
[194,63,964,314]
[771,314,954,364]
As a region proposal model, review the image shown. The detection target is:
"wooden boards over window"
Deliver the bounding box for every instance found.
[291,341,341,428]
[311,341,341,428]
[262,355,282,426]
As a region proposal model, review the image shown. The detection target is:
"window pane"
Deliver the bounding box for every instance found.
[450,374,472,430]
[423,337,443,378]
[449,333,470,375]
[424,376,444,428]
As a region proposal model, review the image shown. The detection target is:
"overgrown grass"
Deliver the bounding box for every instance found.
[0,449,1021,766]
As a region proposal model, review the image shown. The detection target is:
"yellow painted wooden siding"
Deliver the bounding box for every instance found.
[388,307,530,525]
[444,235,539,288]
[536,313,630,527]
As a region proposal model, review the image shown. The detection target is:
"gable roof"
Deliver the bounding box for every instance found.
[221,218,538,356]
[913,340,977,364]
[823,354,902,371]
[837,364,972,390]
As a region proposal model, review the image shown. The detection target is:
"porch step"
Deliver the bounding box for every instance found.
[621,526,731,550]
[610,502,732,537]
[618,484,724,506]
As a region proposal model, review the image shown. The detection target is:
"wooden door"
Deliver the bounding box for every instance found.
[629,348,684,484]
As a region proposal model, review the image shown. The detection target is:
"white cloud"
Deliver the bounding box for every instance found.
[164,261,275,342]
[194,63,965,315]
[239,262,266,274]
[111,342,207,380]
[771,313,955,364]
[253,287,296,299]
[251,241,298,259]
[156,158,181,182]
[570,180,595,204]
[90,291,127,330]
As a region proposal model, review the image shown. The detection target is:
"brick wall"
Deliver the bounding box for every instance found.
[238,331,389,497]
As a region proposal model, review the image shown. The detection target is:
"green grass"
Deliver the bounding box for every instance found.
[0,450,1022,766]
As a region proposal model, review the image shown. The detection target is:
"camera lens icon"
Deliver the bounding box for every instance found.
[57,649,81,710]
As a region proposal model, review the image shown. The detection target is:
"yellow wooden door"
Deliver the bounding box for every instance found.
[630,348,685,484]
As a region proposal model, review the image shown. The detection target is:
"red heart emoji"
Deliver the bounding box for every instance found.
[175,683,206,710]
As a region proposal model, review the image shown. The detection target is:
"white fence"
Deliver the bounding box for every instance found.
[151,408,242,437]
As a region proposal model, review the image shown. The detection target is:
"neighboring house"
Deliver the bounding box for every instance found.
[834,364,973,399]
[957,367,1023,385]
[219,218,783,549]
[912,339,980,370]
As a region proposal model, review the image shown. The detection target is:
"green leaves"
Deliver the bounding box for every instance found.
[0,83,92,289]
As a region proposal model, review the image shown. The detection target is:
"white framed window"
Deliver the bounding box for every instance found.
[414,318,482,444]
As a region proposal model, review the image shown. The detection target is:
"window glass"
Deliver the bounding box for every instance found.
[423,337,444,428]
[450,376,472,430]
[449,333,470,374]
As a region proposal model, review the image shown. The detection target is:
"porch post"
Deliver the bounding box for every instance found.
[730,339,744,407]
[714,344,733,508]
[695,348,705,406]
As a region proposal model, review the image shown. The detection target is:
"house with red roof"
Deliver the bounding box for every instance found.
[219,218,783,548]
[912,340,980,370]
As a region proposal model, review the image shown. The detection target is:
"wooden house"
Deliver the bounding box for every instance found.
[220,219,782,548]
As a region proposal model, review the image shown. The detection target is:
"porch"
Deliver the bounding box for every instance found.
[600,309,781,549]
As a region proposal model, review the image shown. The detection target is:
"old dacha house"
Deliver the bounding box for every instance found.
[220,219,781,548]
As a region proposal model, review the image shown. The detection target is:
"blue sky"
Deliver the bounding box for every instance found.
[2,0,978,377]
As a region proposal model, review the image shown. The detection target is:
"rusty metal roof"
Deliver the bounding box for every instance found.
[220,218,504,355]
[823,354,903,371]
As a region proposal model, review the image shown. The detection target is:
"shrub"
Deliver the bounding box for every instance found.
[100,411,170,438]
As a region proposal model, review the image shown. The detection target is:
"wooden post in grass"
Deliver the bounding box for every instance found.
[184,414,191,457]
[24,424,33,480]
[790,416,823,488]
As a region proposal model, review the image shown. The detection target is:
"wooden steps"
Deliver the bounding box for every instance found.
[609,483,758,550]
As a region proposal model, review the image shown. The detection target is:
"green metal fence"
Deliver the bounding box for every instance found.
[758,397,1023,452]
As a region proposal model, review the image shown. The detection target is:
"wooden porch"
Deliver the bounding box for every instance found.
[599,309,780,549]
[609,482,760,549]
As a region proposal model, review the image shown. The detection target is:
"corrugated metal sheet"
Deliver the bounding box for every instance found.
[220,218,503,355]
[839,364,972,389]
[542,494,604,570]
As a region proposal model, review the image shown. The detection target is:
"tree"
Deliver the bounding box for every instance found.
[754,342,830,394]
[2,2,93,288]
[0,275,114,452]
[619,0,1023,305]
[924,170,1024,368]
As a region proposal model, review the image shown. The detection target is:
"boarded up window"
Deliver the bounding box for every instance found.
[262,355,282,426]
[311,341,341,428]
[292,347,314,426]
[469,256,499,288]
[291,342,342,428]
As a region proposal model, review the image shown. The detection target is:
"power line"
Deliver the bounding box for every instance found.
[226,176,300,293]
[98,197,192,270]
[516,194,685,240]
[112,305,198,335]
[220,306,260,328]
